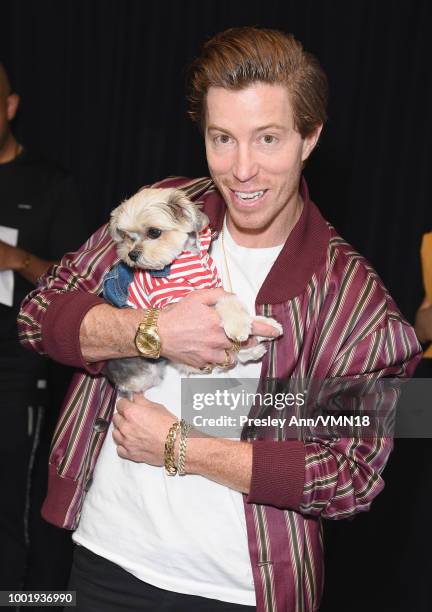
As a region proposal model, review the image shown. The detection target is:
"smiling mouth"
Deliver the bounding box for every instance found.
[230,189,267,203]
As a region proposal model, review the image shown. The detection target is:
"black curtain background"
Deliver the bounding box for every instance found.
[1,1,431,610]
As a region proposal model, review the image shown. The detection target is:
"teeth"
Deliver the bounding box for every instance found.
[235,190,264,201]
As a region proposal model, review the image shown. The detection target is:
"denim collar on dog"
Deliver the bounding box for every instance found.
[145,263,172,277]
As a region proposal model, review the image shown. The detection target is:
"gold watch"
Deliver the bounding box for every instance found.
[134,308,161,358]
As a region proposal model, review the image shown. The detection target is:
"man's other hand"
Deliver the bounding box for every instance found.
[158,288,282,368]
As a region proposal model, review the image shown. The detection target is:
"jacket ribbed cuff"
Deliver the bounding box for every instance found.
[42,292,106,375]
[246,440,305,511]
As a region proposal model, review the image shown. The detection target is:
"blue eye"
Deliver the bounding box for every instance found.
[215,134,232,144]
[262,135,277,144]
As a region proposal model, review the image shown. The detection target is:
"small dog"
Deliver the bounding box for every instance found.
[104,187,282,393]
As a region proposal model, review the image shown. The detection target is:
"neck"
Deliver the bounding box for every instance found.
[226,193,304,248]
[0,133,21,164]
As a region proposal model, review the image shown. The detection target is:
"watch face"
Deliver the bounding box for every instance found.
[136,328,160,356]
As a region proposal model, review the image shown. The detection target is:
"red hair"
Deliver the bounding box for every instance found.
[188,27,328,138]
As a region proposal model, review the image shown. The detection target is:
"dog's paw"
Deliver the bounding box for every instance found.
[253,315,283,341]
[215,295,252,341]
[237,343,267,363]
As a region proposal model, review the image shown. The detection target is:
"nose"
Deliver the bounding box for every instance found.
[232,144,259,183]
[128,250,140,262]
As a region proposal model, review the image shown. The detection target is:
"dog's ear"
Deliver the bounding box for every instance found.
[183,232,201,254]
[109,203,124,242]
[168,190,209,233]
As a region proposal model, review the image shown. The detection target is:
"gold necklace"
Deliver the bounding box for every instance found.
[220,220,233,293]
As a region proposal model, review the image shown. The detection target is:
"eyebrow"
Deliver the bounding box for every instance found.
[207,124,287,133]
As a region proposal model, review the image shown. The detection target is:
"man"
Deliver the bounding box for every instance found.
[0,62,86,595]
[18,28,421,612]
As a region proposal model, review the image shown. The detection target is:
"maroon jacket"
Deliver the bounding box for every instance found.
[18,176,421,611]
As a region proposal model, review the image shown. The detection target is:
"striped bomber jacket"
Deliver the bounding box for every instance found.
[18,176,421,612]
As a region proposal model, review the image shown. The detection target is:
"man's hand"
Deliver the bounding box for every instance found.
[113,393,253,493]
[81,288,282,366]
[158,288,281,368]
[113,394,175,464]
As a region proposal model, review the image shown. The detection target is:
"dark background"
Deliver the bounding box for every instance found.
[1,1,431,610]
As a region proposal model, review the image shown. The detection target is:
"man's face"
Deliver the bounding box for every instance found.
[204,82,321,246]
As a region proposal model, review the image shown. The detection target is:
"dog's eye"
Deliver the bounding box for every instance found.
[147,228,162,239]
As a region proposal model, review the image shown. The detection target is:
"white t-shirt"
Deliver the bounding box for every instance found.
[73,220,283,606]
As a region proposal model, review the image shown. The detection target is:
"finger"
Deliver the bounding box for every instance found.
[112,427,126,445]
[116,398,133,416]
[241,337,259,349]
[131,393,156,407]
[112,413,126,429]
[228,339,246,353]
[116,445,129,459]
[201,337,233,361]
[220,336,237,350]
[251,318,283,338]
[212,349,233,365]
[218,349,235,368]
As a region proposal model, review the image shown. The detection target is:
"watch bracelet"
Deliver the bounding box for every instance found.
[145,307,159,327]
[142,307,159,331]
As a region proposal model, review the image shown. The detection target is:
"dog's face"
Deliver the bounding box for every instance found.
[109,188,209,269]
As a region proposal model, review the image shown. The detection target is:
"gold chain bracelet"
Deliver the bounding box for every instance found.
[177,420,192,476]
[164,421,181,476]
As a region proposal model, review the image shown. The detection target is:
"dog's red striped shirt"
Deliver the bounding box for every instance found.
[127,227,221,309]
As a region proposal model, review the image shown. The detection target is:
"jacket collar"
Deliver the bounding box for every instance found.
[201,177,330,304]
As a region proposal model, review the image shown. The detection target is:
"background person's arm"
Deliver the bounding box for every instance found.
[414,296,432,344]
[0,239,55,285]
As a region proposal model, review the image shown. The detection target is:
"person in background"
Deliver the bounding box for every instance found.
[415,297,432,345]
[0,62,87,599]
[415,231,432,375]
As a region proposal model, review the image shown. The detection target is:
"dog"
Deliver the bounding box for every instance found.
[104,187,282,393]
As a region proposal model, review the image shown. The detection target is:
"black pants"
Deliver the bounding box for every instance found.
[0,387,73,606]
[0,391,41,590]
[68,546,257,612]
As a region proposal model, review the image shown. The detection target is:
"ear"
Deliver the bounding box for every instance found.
[168,190,209,233]
[7,93,19,121]
[109,204,123,242]
[183,233,200,254]
[301,123,323,162]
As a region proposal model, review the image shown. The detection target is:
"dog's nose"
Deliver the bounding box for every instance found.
[128,250,140,262]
